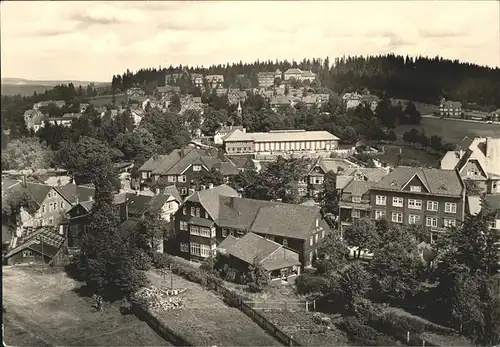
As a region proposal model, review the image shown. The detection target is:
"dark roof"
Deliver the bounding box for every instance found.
[139,154,167,172]
[343,180,375,197]
[371,167,464,197]
[5,226,65,259]
[54,184,95,204]
[186,184,240,220]
[343,167,389,183]
[485,194,500,212]
[218,234,239,251]
[164,185,182,202]
[1,178,21,191]
[225,232,282,265]
[150,147,218,175]
[249,203,321,239]
[24,182,52,205]
[126,194,153,216]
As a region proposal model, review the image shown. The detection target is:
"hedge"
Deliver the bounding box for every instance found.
[294,274,331,294]
[340,316,400,346]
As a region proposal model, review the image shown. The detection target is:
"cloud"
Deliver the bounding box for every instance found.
[419,28,468,38]
[71,13,124,26]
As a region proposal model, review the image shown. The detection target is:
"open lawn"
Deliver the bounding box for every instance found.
[375,144,441,168]
[262,311,350,346]
[395,117,500,145]
[3,266,172,346]
[146,270,282,346]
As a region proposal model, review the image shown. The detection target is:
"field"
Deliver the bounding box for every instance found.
[3,266,172,346]
[146,270,282,346]
[262,311,350,346]
[1,84,54,96]
[375,144,441,168]
[395,117,500,145]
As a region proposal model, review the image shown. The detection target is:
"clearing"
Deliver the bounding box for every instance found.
[375,144,441,167]
[146,270,283,346]
[2,266,172,346]
[395,117,500,145]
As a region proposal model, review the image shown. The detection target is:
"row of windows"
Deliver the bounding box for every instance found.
[181,242,216,257]
[183,206,204,218]
[190,225,216,238]
[374,210,457,227]
[41,201,65,214]
[375,196,457,213]
[309,228,326,246]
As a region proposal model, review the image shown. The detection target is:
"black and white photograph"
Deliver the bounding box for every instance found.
[1,1,499,346]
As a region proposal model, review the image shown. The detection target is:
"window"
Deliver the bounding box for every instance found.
[427,201,439,212]
[375,210,386,220]
[408,214,420,225]
[191,207,196,216]
[376,195,387,206]
[392,212,403,223]
[188,188,195,195]
[48,217,53,225]
[142,172,148,179]
[180,243,189,252]
[352,209,361,218]
[42,205,46,213]
[183,207,187,215]
[168,175,176,182]
[352,196,361,203]
[190,225,199,235]
[426,217,438,227]
[200,244,211,258]
[314,233,319,243]
[222,228,228,237]
[190,243,201,256]
[193,165,202,172]
[410,185,421,192]
[445,203,457,214]
[283,238,288,247]
[309,236,313,246]
[22,250,34,257]
[408,199,422,210]
[211,227,216,237]
[178,175,186,182]
[181,188,187,195]
[444,219,456,228]
[392,197,404,207]
[322,229,325,238]
[315,219,319,228]
[264,235,275,241]
[48,192,51,198]
[60,201,64,209]
[200,227,211,238]
[180,221,188,231]
[489,221,496,229]
[195,208,200,217]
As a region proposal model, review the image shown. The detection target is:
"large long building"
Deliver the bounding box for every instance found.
[223,129,339,155]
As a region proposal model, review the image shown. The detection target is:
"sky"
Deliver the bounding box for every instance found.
[1,1,499,82]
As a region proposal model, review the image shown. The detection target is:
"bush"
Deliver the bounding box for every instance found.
[131,249,152,271]
[295,274,331,294]
[151,252,173,269]
[341,316,399,346]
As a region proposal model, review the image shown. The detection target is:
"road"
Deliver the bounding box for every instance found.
[421,114,500,125]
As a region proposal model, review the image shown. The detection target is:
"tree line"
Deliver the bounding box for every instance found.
[111,54,500,108]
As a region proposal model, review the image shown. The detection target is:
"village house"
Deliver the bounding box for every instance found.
[205,74,225,89]
[227,89,248,105]
[156,85,181,98]
[79,103,90,114]
[215,88,228,97]
[300,70,316,83]
[127,87,145,98]
[174,184,330,268]
[46,113,81,127]
[257,72,277,88]
[344,92,380,111]
[369,167,465,242]
[138,147,239,196]
[179,95,204,115]
[337,167,391,234]
[223,129,339,155]
[130,107,145,126]
[214,124,246,145]
[218,232,301,283]
[440,136,500,194]
[489,109,500,122]
[270,95,293,111]
[23,110,46,132]
[283,68,303,81]
[439,99,463,118]
[191,73,204,88]
[165,73,185,85]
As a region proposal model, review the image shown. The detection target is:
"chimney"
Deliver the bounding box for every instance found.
[208,183,214,189]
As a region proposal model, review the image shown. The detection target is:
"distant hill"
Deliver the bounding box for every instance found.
[1,78,111,96]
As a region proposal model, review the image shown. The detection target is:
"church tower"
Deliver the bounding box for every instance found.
[237,100,242,117]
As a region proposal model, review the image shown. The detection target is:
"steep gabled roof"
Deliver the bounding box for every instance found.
[249,203,321,239]
[54,184,95,204]
[371,167,464,197]
[343,180,376,197]
[5,226,65,259]
[224,232,282,264]
[139,154,168,172]
[186,184,240,221]
[342,167,390,183]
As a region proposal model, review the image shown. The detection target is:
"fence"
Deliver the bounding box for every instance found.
[244,300,316,312]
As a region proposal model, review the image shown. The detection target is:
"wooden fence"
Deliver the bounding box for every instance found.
[244,300,316,312]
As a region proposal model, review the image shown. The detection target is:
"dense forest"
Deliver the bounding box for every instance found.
[111,54,500,109]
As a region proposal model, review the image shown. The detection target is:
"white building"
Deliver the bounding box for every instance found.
[223,129,339,155]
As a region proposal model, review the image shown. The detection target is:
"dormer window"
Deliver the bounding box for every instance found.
[410,185,421,192]
[193,165,202,172]
[352,196,361,203]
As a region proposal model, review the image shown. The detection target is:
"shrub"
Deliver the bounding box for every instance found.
[295,274,330,294]
[341,316,399,346]
[151,252,173,269]
[131,249,152,271]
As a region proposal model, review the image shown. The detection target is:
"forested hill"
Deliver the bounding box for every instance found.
[112,54,500,108]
